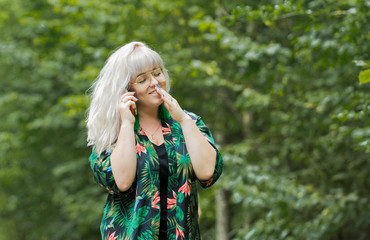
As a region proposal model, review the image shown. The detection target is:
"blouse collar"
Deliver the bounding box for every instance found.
[134,103,171,133]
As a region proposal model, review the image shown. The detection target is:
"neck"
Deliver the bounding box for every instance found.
[137,105,161,125]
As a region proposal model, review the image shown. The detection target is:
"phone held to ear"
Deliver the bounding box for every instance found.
[130,103,137,116]
[125,89,137,116]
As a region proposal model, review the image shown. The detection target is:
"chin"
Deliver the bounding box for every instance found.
[150,94,163,105]
[153,100,164,107]
[143,99,163,108]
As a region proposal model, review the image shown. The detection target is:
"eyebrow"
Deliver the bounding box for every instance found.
[136,67,159,78]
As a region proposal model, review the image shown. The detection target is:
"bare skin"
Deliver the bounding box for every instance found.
[110,67,216,191]
[109,92,138,191]
[155,85,216,181]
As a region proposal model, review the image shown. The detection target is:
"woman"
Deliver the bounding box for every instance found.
[87,41,223,240]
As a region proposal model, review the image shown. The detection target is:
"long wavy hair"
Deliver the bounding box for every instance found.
[86,41,170,155]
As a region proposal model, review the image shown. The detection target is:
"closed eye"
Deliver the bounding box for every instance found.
[153,69,162,77]
[138,78,147,84]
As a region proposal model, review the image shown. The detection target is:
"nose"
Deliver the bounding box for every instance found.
[149,74,159,86]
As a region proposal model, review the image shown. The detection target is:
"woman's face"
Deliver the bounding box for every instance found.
[130,66,167,108]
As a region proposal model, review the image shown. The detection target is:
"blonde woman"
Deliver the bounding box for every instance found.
[87,41,223,240]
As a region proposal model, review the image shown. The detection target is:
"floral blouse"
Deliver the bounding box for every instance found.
[89,106,223,240]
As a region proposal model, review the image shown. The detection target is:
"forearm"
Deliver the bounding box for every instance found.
[180,116,217,180]
[110,121,137,191]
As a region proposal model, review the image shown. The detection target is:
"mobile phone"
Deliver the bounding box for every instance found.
[130,104,137,116]
[126,88,137,115]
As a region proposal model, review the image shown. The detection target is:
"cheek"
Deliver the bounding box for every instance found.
[134,91,146,100]
[159,81,167,89]
[130,85,142,94]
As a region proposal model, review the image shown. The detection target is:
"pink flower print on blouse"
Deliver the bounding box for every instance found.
[152,191,160,209]
[136,143,147,156]
[178,181,191,197]
[167,190,177,210]
[176,227,185,240]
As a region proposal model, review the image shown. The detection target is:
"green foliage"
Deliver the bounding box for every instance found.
[0,0,369,239]
[201,0,370,239]
[359,69,370,85]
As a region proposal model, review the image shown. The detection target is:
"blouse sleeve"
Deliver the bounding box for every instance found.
[185,111,224,189]
[89,146,136,195]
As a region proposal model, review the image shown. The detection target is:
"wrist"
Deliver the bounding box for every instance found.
[121,120,135,128]
[178,114,192,125]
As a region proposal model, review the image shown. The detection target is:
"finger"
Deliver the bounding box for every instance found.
[120,92,136,100]
[128,101,137,115]
[155,85,168,97]
[121,91,136,98]
[121,100,137,116]
[156,85,173,103]
[122,99,135,108]
[163,101,170,110]
[121,91,135,97]
[121,95,138,103]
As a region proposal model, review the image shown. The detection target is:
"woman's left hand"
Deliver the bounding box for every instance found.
[155,85,189,123]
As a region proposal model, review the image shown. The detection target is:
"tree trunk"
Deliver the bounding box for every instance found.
[216,188,230,240]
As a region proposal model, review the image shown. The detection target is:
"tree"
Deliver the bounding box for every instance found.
[190,0,370,239]
[0,0,369,239]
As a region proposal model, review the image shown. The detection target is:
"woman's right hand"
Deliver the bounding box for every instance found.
[119,92,138,125]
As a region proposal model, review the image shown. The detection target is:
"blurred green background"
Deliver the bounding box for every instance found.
[0,0,369,239]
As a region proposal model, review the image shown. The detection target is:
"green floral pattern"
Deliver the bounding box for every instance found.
[89,107,223,240]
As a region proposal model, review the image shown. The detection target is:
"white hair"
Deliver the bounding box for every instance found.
[86,41,170,155]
